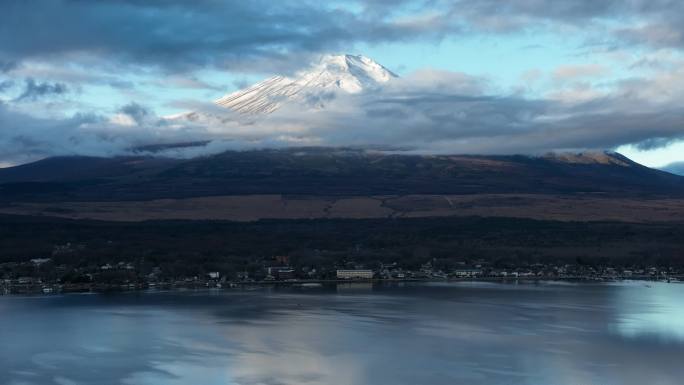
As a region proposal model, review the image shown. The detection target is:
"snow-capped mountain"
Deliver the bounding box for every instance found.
[214,54,397,114]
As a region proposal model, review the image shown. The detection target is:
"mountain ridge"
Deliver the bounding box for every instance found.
[0,148,682,203]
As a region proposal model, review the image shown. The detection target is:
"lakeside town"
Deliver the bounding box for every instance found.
[2,250,682,295]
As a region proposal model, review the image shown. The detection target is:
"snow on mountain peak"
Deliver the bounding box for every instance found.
[317,54,397,87]
[215,54,397,114]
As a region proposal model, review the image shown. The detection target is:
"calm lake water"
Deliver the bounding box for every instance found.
[1,281,683,385]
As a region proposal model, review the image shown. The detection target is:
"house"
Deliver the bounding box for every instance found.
[420,261,433,275]
[17,277,34,284]
[237,271,249,281]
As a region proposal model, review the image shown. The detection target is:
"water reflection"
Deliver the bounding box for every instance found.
[0,282,682,385]
[611,281,684,342]
[335,282,373,293]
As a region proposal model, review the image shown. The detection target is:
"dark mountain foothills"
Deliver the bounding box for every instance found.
[2,149,684,272]
[1,148,683,202]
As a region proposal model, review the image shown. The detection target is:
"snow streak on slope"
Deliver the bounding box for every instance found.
[215,54,397,114]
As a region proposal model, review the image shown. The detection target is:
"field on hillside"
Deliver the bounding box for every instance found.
[2,194,684,222]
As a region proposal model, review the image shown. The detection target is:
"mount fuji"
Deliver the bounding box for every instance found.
[214,54,397,114]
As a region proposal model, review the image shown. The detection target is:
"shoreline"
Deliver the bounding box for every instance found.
[2,275,681,296]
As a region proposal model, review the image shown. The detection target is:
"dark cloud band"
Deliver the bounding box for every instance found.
[2,0,679,73]
[14,78,68,101]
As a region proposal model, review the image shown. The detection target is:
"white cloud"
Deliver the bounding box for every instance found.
[552,64,609,81]
[2,61,684,166]
[109,113,138,127]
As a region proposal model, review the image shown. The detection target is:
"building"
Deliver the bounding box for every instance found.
[336,269,374,280]
[30,258,52,266]
[237,271,249,281]
[267,266,295,280]
[453,268,482,278]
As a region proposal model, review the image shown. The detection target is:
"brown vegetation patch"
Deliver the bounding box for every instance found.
[2,194,684,223]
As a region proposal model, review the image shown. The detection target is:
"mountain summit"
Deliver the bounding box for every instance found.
[214,54,397,114]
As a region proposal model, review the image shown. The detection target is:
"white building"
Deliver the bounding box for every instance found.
[336,270,374,279]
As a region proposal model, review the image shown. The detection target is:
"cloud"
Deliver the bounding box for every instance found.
[9,61,135,90]
[277,65,684,154]
[0,80,13,92]
[0,101,183,165]
[14,78,68,101]
[2,65,684,165]
[163,75,223,91]
[3,53,684,167]
[552,64,609,81]
[118,102,150,125]
[618,23,684,49]
[633,137,682,151]
[0,0,456,75]
[2,61,684,165]
[2,1,684,165]
[662,161,684,176]
[2,0,680,77]
[0,60,17,73]
[232,78,253,90]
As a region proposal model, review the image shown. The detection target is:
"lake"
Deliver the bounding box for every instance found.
[1,281,683,385]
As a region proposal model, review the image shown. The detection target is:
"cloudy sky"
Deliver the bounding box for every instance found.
[2,0,684,167]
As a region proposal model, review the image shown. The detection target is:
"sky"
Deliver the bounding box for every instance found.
[1,0,684,167]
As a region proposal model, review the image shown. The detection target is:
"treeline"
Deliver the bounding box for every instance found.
[1,214,684,281]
